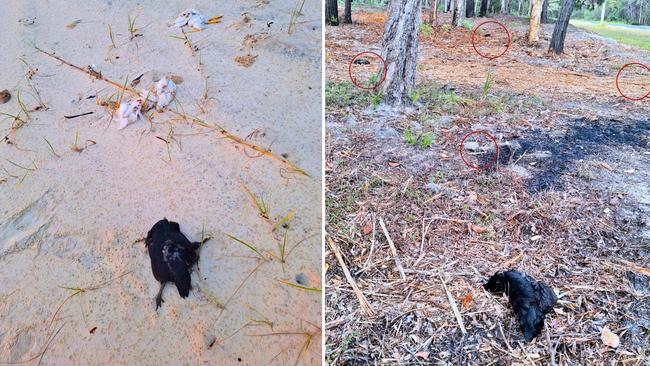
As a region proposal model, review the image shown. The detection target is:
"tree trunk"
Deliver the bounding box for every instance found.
[518,0,522,15]
[600,0,607,25]
[466,0,476,17]
[429,0,439,23]
[447,0,452,13]
[480,0,488,16]
[326,0,339,25]
[344,0,353,23]
[541,0,549,22]
[548,0,574,53]
[528,0,542,44]
[452,0,464,25]
[380,0,421,107]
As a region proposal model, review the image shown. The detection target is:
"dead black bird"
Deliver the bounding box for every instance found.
[484,270,557,342]
[145,218,209,309]
[353,58,371,65]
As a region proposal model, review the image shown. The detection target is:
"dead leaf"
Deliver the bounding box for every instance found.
[362,223,372,235]
[0,89,11,104]
[235,54,258,67]
[415,351,429,359]
[387,161,400,167]
[460,293,473,308]
[601,326,619,348]
[471,225,486,234]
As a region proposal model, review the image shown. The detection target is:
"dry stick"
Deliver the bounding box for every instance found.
[362,214,377,270]
[34,46,308,176]
[545,323,557,366]
[378,217,406,280]
[326,236,374,317]
[439,274,467,335]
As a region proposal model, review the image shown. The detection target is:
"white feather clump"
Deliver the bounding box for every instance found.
[117,97,144,130]
[155,76,176,111]
[174,8,208,30]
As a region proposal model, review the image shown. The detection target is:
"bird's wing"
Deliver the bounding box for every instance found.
[534,281,557,314]
[163,242,192,298]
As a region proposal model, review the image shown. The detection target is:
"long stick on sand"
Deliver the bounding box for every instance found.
[34,46,308,176]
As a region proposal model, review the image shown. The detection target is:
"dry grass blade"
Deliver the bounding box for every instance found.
[225,233,268,260]
[277,279,321,293]
[287,0,306,34]
[327,236,374,317]
[108,24,116,48]
[378,217,407,280]
[240,181,270,219]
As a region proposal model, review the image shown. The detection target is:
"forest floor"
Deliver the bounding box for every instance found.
[325,10,650,365]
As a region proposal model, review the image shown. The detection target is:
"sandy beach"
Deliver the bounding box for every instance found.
[0,1,321,365]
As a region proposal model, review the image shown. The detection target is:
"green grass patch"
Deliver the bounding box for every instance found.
[570,20,650,51]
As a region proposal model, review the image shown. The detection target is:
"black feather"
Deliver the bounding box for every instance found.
[145,218,201,309]
[484,270,557,342]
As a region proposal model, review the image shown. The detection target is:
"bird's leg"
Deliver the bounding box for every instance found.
[155,282,166,309]
[207,15,223,24]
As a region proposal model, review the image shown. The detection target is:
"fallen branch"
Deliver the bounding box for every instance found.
[327,236,374,317]
[378,217,406,280]
[439,274,466,335]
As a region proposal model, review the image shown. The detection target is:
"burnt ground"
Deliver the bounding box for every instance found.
[326,11,650,366]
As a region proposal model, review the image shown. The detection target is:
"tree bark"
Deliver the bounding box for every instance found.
[541,0,549,22]
[548,0,574,53]
[479,0,488,16]
[429,0,439,23]
[446,0,452,13]
[466,0,476,17]
[528,0,543,44]
[452,0,464,26]
[380,0,421,107]
[326,0,339,25]
[344,0,353,23]
[503,0,509,14]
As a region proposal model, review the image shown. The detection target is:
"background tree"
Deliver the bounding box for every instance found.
[528,0,543,44]
[600,0,608,24]
[380,0,422,107]
[480,0,489,15]
[326,0,339,25]
[541,0,550,21]
[453,0,465,25]
[467,0,477,16]
[549,0,575,53]
[429,0,439,22]
[344,0,353,23]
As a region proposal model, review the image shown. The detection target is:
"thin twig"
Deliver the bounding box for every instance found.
[378,217,406,280]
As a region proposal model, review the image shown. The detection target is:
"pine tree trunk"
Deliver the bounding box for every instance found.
[518,0,522,15]
[548,0,574,53]
[600,0,607,25]
[380,0,421,107]
[480,0,488,16]
[429,0,439,23]
[452,0,464,25]
[326,0,339,25]
[528,0,542,44]
[466,0,476,17]
[504,0,509,14]
[344,0,353,23]
[541,0,549,22]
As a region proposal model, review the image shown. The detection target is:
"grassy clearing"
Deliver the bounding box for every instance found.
[571,20,650,51]
[325,81,374,108]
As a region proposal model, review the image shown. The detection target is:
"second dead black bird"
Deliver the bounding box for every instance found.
[484,270,557,342]
[145,218,208,309]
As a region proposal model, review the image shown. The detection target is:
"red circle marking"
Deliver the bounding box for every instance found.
[615,62,650,101]
[348,51,388,91]
[459,131,499,171]
[471,21,511,60]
